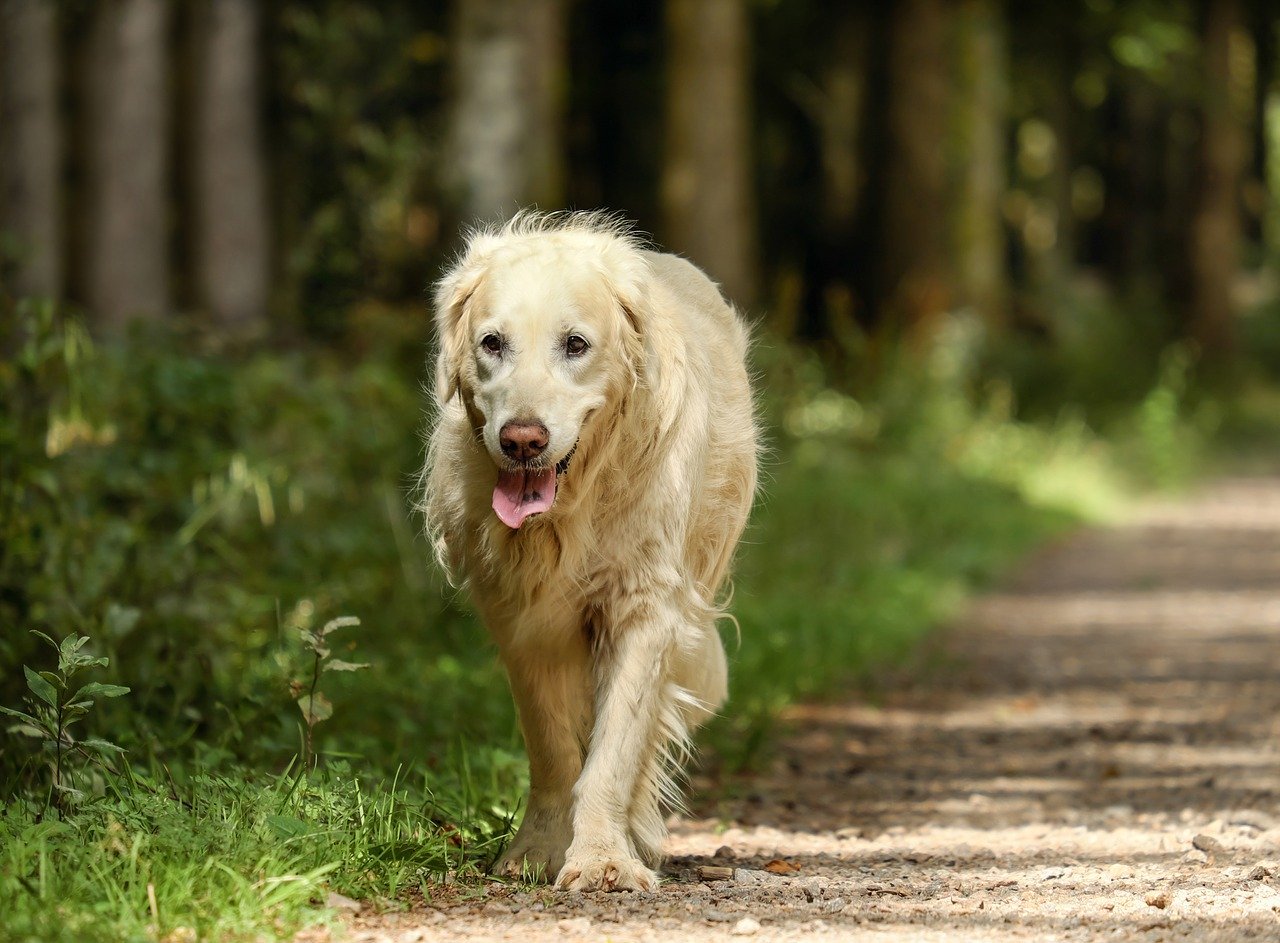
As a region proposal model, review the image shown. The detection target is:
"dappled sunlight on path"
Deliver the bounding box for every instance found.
[335,477,1280,942]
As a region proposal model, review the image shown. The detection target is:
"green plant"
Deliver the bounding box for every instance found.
[1,631,129,816]
[291,615,369,770]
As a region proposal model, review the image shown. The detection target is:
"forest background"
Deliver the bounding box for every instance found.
[3,1,1280,940]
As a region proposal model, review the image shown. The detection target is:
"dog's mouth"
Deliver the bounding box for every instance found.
[492,444,577,530]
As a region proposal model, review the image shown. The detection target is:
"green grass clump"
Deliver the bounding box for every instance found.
[1,760,518,943]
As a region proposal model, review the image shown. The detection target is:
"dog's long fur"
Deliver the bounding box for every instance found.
[421,211,758,891]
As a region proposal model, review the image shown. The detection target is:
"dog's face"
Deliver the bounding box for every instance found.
[435,239,644,528]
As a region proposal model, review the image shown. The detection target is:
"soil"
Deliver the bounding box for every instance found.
[332,476,1280,941]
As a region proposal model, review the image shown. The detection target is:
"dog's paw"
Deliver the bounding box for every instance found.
[555,856,657,893]
[493,844,563,883]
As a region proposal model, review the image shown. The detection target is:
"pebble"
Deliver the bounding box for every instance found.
[821,897,847,913]
[698,865,735,882]
[705,910,734,923]
[1192,834,1225,855]
[715,845,735,859]
[733,868,770,885]
[1040,867,1066,881]
[1145,892,1171,909]
[1248,864,1272,881]
[730,917,761,936]
[557,917,592,933]
[1184,849,1210,865]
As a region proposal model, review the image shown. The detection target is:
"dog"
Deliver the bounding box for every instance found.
[421,211,758,892]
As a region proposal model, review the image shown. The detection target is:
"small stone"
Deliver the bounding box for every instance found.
[730,917,761,936]
[557,917,592,933]
[1040,867,1066,881]
[715,845,735,859]
[1249,865,1272,881]
[1145,892,1171,909]
[835,826,863,840]
[698,865,735,882]
[733,869,769,885]
[325,891,362,913]
[1184,849,1210,865]
[1193,834,1224,855]
[705,909,733,923]
[821,897,846,913]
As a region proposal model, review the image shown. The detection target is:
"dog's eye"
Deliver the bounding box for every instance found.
[565,334,589,357]
[480,333,503,356]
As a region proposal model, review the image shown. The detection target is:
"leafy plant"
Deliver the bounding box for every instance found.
[1,631,130,815]
[290,615,369,769]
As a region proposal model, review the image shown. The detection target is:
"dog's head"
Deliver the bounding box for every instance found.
[433,215,648,529]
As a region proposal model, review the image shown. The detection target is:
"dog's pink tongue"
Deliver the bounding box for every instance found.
[493,467,557,529]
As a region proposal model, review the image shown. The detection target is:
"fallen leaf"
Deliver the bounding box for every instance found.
[763,858,801,875]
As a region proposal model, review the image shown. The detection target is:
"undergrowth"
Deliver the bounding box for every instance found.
[0,300,1216,941]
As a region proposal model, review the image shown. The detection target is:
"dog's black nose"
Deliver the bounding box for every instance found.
[500,420,549,461]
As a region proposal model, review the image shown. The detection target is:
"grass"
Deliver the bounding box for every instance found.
[0,301,1216,941]
[1,761,515,943]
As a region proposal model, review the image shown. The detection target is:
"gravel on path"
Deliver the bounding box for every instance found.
[324,476,1280,942]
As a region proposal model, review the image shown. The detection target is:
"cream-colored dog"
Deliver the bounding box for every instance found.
[421,212,757,892]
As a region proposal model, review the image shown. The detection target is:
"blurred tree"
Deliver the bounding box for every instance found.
[0,0,62,299]
[446,0,566,221]
[1189,0,1248,358]
[84,0,170,329]
[1247,0,1276,258]
[192,0,270,332]
[952,0,1010,326]
[801,0,873,338]
[878,0,952,338]
[662,0,757,308]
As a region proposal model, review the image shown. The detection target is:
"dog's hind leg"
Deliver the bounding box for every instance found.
[493,637,592,883]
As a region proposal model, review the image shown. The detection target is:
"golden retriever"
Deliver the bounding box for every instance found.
[421,211,758,892]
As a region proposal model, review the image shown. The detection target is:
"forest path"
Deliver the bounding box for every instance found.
[338,476,1280,942]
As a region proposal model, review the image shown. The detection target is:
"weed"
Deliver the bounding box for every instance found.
[290,615,369,770]
[1,631,129,817]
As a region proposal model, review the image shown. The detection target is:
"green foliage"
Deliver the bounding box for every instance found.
[706,330,1153,769]
[0,758,520,943]
[1,631,130,815]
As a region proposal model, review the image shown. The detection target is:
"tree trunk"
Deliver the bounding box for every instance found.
[799,1,871,338]
[661,0,757,308]
[447,0,566,222]
[1250,0,1277,260]
[878,0,952,338]
[951,0,1008,327]
[0,0,62,299]
[85,0,171,330]
[1189,0,1248,359]
[192,0,269,332]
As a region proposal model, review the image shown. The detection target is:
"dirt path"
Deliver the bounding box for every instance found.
[342,476,1280,942]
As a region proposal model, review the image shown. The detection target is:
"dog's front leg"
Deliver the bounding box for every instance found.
[556,597,679,892]
[494,640,592,882]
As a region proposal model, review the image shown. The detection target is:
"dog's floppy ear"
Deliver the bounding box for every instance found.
[431,234,497,404]
[601,242,657,386]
